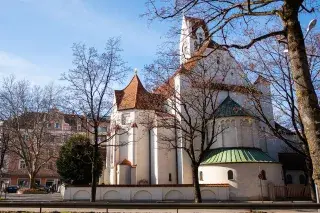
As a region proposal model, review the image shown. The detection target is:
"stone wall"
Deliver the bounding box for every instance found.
[60,184,229,201]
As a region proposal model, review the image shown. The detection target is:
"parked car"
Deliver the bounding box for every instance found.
[6,185,19,193]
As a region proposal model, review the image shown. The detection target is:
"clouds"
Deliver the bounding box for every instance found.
[0,0,167,87]
[0,51,63,86]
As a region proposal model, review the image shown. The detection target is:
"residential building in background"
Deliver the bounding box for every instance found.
[1,108,110,187]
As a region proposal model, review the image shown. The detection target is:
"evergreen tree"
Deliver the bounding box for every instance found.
[56,135,103,185]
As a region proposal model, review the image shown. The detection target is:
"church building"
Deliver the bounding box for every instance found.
[105,16,306,200]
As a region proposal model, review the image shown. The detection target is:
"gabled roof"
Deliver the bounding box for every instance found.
[201,147,277,165]
[215,96,250,118]
[115,74,164,111]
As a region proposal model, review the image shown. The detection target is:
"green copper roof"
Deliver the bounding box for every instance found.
[201,147,277,165]
[215,96,250,118]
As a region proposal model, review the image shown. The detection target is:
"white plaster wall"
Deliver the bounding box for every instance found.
[179,16,192,64]
[155,125,177,184]
[61,185,229,201]
[285,170,306,184]
[150,128,158,184]
[117,164,131,184]
[135,110,152,184]
[199,163,284,200]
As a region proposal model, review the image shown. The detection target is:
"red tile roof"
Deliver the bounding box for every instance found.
[115,18,257,110]
[115,75,164,111]
[119,159,132,166]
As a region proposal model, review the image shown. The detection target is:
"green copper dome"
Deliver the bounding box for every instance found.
[201,147,277,164]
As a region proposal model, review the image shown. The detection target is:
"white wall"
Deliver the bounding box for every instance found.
[151,125,177,184]
[199,163,284,200]
[60,185,229,201]
[285,170,306,184]
[117,164,131,184]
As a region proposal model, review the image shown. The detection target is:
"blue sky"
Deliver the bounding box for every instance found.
[0,0,319,88]
[0,0,168,86]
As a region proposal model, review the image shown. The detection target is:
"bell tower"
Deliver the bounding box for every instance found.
[179,16,208,64]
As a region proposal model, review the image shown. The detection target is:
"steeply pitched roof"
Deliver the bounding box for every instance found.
[115,74,164,111]
[201,147,277,165]
[215,96,250,118]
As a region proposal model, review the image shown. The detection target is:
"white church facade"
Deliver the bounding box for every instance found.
[104,16,306,200]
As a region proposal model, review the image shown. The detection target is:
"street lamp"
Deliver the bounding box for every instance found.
[283,19,317,53]
[305,19,317,39]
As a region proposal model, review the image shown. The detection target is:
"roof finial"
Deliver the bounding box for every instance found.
[134,68,138,75]
[227,90,230,97]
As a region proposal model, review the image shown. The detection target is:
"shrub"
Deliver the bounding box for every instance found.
[56,134,103,185]
[17,188,47,194]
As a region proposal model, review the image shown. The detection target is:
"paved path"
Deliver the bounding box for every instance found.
[0,208,318,212]
[1,192,62,201]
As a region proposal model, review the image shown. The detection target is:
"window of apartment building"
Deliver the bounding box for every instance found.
[77,124,81,131]
[169,173,172,182]
[2,159,7,169]
[48,149,54,156]
[35,179,41,186]
[18,179,29,187]
[121,113,130,125]
[55,122,60,129]
[19,160,26,169]
[47,162,53,170]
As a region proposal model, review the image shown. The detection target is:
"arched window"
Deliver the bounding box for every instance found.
[228,170,234,180]
[299,174,306,185]
[286,174,293,184]
[194,41,199,50]
[261,170,267,180]
[199,171,203,181]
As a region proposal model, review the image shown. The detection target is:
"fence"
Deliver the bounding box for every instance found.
[274,184,311,200]
[0,202,319,213]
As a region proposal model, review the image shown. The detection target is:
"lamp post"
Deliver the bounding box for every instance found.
[305,19,317,39]
[283,19,317,53]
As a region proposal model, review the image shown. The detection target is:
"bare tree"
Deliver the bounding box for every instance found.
[240,34,320,201]
[0,76,60,188]
[145,0,320,187]
[0,121,10,196]
[61,37,129,202]
[143,45,244,202]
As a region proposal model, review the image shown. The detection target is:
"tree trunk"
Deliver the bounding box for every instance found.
[283,1,320,188]
[29,173,36,189]
[90,127,99,202]
[305,158,316,202]
[191,164,202,203]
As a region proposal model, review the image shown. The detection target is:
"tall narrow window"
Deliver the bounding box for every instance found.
[169,173,172,182]
[299,174,306,185]
[261,170,267,180]
[228,170,234,180]
[121,113,130,125]
[199,171,203,181]
[217,56,220,65]
[286,174,293,184]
